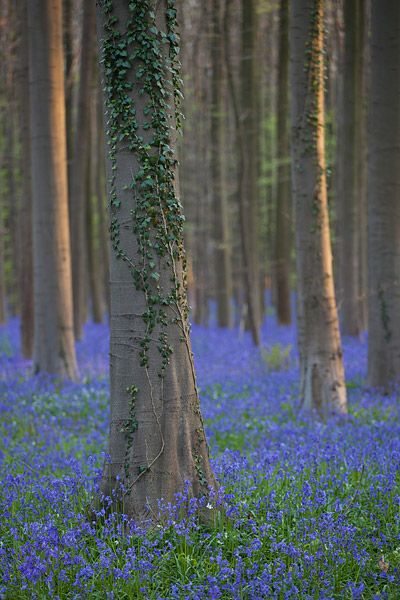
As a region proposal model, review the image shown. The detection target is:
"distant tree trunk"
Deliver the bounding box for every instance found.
[4,0,19,316]
[240,0,261,341]
[95,0,217,522]
[211,0,233,329]
[63,0,73,193]
[367,0,400,388]
[223,0,260,344]
[94,83,111,320]
[19,0,34,358]
[275,0,292,325]
[70,0,95,340]
[28,0,77,378]
[86,136,103,324]
[337,0,362,336]
[358,0,368,333]
[290,0,347,416]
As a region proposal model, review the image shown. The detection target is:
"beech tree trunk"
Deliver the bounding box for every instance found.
[337,0,362,336]
[70,0,95,340]
[211,0,233,329]
[28,0,77,378]
[367,0,400,388]
[275,0,292,326]
[19,0,34,358]
[95,0,217,523]
[290,0,347,416]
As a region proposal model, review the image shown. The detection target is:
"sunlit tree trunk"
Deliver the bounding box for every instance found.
[275,0,292,325]
[290,0,347,416]
[95,0,217,522]
[28,0,77,378]
[19,0,34,357]
[70,0,95,340]
[211,0,232,329]
[367,0,400,388]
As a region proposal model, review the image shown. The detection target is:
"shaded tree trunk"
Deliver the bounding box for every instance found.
[337,0,362,336]
[95,0,217,523]
[275,0,292,325]
[19,0,34,357]
[367,0,400,388]
[290,0,347,416]
[28,0,77,378]
[86,130,103,324]
[211,0,233,329]
[70,0,95,340]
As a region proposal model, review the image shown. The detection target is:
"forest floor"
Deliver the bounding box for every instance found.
[1,310,400,599]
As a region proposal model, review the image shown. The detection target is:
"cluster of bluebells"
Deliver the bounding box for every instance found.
[0,308,400,599]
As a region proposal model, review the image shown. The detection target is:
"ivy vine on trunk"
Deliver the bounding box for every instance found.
[94,0,218,524]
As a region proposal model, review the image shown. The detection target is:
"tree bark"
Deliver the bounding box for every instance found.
[70,0,95,340]
[95,0,218,523]
[290,0,347,416]
[28,0,77,378]
[275,0,292,325]
[211,0,233,329]
[367,0,400,388]
[337,0,362,336]
[19,0,34,358]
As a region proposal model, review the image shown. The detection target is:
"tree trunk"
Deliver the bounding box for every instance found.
[86,130,103,324]
[70,0,95,340]
[95,0,218,523]
[275,0,292,325]
[95,82,111,320]
[290,0,347,417]
[337,0,362,336]
[367,0,400,388]
[28,0,77,378]
[19,0,34,358]
[0,181,6,326]
[211,0,233,329]
[241,0,261,340]
[357,0,369,333]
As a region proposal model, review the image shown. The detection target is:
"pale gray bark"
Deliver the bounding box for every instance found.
[95,1,217,523]
[367,0,400,388]
[28,0,77,378]
[290,0,347,417]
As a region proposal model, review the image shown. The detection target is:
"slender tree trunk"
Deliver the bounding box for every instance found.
[70,0,95,340]
[19,0,34,358]
[95,83,111,320]
[358,0,369,333]
[367,0,400,388]
[211,0,233,329]
[86,131,103,324]
[28,0,77,378]
[337,0,362,336]
[275,0,292,325]
[241,0,261,339]
[223,0,260,345]
[63,0,73,194]
[290,0,347,416]
[95,0,217,523]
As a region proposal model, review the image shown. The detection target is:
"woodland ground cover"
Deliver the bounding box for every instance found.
[0,312,400,599]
